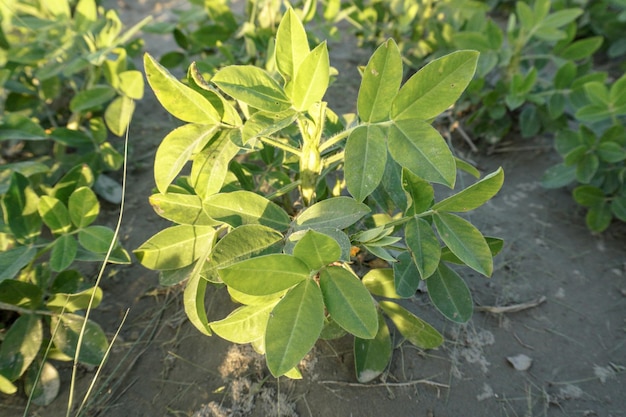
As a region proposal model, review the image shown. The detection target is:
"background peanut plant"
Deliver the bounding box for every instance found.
[136,9,503,381]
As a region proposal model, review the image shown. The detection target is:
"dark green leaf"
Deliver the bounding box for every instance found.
[345,125,387,202]
[354,312,392,383]
[50,314,108,366]
[50,235,77,272]
[405,217,440,280]
[433,167,504,212]
[427,263,473,323]
[0,315,42,381]
[393,252,421,298]
[68,186,99,228]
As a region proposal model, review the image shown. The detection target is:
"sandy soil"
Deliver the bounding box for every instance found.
[2,1,625,416]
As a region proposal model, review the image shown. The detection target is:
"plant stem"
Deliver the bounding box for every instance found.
[384,210,436,228]
[258,136,302,157]
[319,127,355,153]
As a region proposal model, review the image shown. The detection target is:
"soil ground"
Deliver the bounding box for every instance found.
[2,1,625,416]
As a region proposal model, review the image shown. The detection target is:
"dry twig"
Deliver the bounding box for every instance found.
[476,296,546,314]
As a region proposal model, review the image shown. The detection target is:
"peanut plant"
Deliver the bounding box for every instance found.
[136,9,503,381]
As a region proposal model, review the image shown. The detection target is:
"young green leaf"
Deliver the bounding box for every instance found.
[345,125,387,202]
[50,235,77,272]
[149,193,216,225]
[134,225,216,270]
[294,197,370,230]
[68,186,99,228]
[212,65,291,112]
[38,196,72,235]
[390,50,479,121]
[357,38,402,123]
[275,8,310,84]
[144,53,220,124]
[405,217,440,280]
[319,266,378,339]
[388,120,456,187]
[265,279,325,377]
[190,129,240,199]
[378,301,443,349]
[210,303,276,344]
[242,109,298,142]
[433,212,493,277]
[291,42,330,111]
[354,312,392,383]
[203,190,291,231]
[104,95,135,137]
[154,123,219,194]
[0,314,42,380]
[293,230,341,270]
[427,263,473,323]
[219,254,310,296]
[50,314,108,366]
[433,167,504,212]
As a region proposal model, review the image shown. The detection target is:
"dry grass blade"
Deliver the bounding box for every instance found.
[476,296,546,314]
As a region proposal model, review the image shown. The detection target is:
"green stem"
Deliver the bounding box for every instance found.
[322,150,345,169]
[319,127,355,153]
[258,136,302,157]
[384,210,436,228]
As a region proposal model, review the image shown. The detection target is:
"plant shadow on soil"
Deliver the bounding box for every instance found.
[1,1,625,416]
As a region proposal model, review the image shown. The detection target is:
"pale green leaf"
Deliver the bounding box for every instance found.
[104,95,135,137]
[433,212,492,276]
[433,167,504,212]
[358,38,402,122]
[154,123,219,194]
[293,230,341,270]
[38,196,71,235]
[265,279,325,377]
[320,266,378,339]
[191,129,240,199]
[405,217,440,280]
[294,197,370,230]
[0,315,42,380]
[388,120,456,187]
[276,8,310,84]
[291,42,329,111]
[219,254,309,295]
[144,53,220,124]
[203,190,290,231]
[184,264,212,336]
[345,125,387,202]
[46,286,102,313]
[149,193,217,225]
[391,50,479,121]
[379,301,443,349]
[362,268,405,299]
[211,303,276,344]
[68,186,99,228]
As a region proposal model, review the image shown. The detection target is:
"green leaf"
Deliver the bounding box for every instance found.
[286,227,352,262]
[433,212,492,276]
[294,197,370,230]
[345,125,387,202]
[293,230,341,270]
[0,246,38,282]
[211,303,276,344]
[0,374,17,394]
[388,120,456,187]
[516,2,535,32]
[51,164,94,204]
[78,225,118,253]
[393,252,420,297]
[358,38,403,123]
[50,235,77,272]
[539,8,583,29]
[0,315,42,381]
[144,53,220,124]
[390,50,479,121]
[38,196,72,235]
[433,167,504,212]
[134,225,216,270]
[554,62,577,90]
[0,280,42,308]
[405,218,440,280]
[242,109,298,142]
[541,163,576,188]
[184,266,212,336]
[149,193,216,225]
[2,172,41,242]
[275,8,310,84]
[203,190,291,231]
[597,142,626,163]
[354,312,392,383]
[402,169,435,215]
[427,263,473,323]
[118,70,144,99]
[576,154,599,183]
[219,254,309,296]
[202,225,283,281]
[68,186,99,228]
[154,123,219,194]
[69,86,116,113]
[320,266,378,338]
[104,95,135,137]
[191,129,240,199]
[265,279,324,377]
[573,185,605,207]
[441,237,504,264]
[586,203,612,232]
[212,65,291,112]
[291,42,329,111]
[362,268,405,299]
[46,286,102,313]
[558,36,603,61]
[611,197,626,222]
[50,314,108,366]
[378,301,443,349]
[23,361,59,406]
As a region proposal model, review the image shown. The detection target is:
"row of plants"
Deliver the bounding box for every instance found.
[0,0,147,405]
[345,0,626,231]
